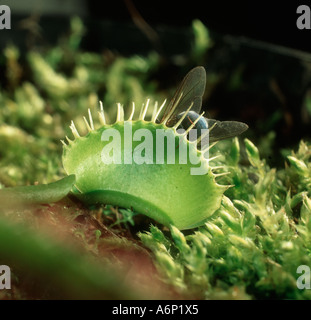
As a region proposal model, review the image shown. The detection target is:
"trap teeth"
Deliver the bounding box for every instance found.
[214,172,230,178]
[211,165,225,171]
[88,109,94,130]
[163,92,183,126]
[83,109,95,132]
[128,102,135,121]
[62,100,227,230]
[154,99,167,123]
[139,99,150,121]
[116,103,124,122]
[151,102,158,123]
[98,101,106,125]
[69,121,80,138]
[83,116,92,132]
[65,136,73,144]
[172,102,194,130]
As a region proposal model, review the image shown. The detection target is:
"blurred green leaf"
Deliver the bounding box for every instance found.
[0,175,75,210]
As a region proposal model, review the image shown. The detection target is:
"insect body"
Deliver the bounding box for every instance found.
[175,110,209,142]
[160,66,248,143]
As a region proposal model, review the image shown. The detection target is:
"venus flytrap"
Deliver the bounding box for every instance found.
[62,109,227,229]
[0,175,75,210]
[61,67,249,230]
[3,17,311,300]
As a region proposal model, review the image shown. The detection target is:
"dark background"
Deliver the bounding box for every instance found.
[3,1,311,53]
[86,1,311,52]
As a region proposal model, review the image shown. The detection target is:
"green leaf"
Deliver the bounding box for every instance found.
[0,175,76,209]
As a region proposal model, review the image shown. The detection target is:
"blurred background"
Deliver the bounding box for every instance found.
[0,1,310,170]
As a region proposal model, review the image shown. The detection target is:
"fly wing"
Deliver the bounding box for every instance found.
[160,66,206,126]
[207,119,249,142]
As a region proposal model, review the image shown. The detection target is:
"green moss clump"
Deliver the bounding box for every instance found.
[140,139,311,299]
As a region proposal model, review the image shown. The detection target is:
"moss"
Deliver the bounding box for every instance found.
[0,17,311,299]
[140,139,311,299]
